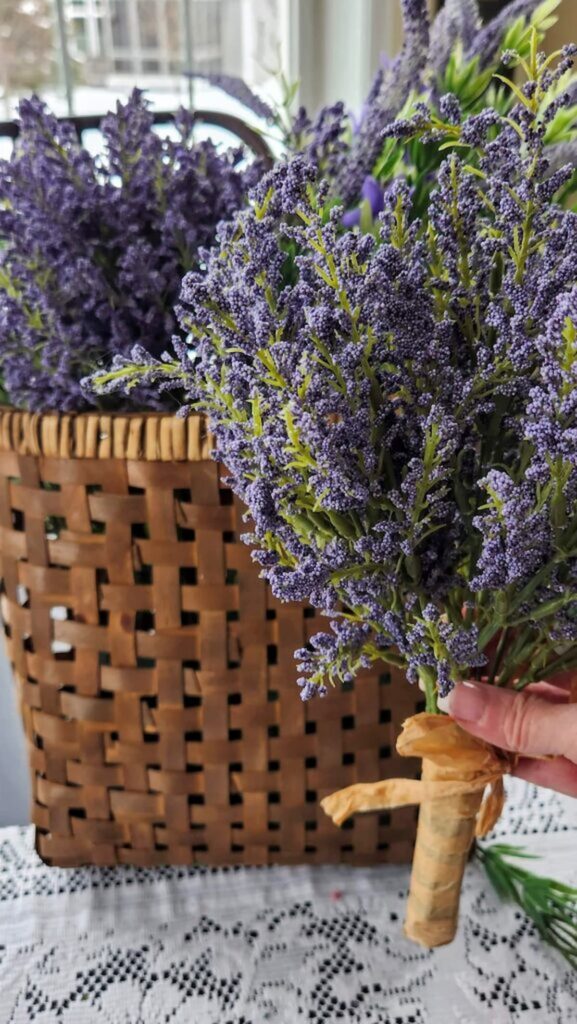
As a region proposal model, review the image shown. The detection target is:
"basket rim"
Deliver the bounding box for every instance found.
[0,407,213,463]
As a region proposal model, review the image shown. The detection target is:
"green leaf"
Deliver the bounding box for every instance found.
[478,844,577,970]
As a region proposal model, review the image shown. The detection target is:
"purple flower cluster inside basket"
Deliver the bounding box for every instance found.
[0,90,263,412]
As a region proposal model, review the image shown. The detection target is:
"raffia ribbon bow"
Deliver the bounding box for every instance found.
[321,712,515,838]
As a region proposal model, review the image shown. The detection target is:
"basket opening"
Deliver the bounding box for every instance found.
[227,693,242,705]
[52,641,73,657]
[134,564,153,585]
[379,745,392,759]
[137,656,156,669]
[176,525,195,542]
[342,752,355,766]
[181,611,199,626]
[136,611,155,631]
[11,509,24,532]
[379,709,392,723]
[180,566,197,585]
[219,487,233,506]
[268,792,280,805]
[341,715,355,731]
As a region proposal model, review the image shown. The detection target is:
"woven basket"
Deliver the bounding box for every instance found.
[0,409,422,867]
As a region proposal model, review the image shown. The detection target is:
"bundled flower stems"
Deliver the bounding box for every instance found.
[321,712,511,944]
[88,5,577,955]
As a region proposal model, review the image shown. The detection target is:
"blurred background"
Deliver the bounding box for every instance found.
[0,0,575,824]
[0,0,575,154]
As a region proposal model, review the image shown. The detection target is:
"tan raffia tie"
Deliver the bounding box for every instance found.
[321,713,512,837]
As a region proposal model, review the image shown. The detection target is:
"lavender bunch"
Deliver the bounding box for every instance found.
[0,91,263,412]
[93,35,577,710]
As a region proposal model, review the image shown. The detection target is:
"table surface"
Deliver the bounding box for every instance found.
[0,778,575,1024]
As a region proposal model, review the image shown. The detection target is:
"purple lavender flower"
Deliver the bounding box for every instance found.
[428,0,482,77]
[0,90,264,411]
[466,0,543,67]
[187,72,276,123]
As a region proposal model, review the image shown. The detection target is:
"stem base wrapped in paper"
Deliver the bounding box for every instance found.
[321,713,511,948]
[404,757,483,947]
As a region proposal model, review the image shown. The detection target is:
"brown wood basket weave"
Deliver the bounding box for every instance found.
[0,409,422,867]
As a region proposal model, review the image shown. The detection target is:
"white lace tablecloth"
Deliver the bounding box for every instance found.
[0,780,575,1024]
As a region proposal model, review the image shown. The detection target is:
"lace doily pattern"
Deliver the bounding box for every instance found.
[0,781,575,1023]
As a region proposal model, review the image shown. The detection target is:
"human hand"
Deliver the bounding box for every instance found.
[444,676,577,798]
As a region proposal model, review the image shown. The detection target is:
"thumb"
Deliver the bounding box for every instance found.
[445,679,577,761]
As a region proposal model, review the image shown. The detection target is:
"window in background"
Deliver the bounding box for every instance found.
[0,0,60,117]
[0,0,291,143]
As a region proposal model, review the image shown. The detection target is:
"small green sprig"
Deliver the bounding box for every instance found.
[478,843,577,970]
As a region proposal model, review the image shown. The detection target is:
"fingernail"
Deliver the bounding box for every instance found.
[447,680,486,723]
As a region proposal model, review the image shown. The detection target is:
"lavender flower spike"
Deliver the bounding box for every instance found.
[467,0,545,67]
[188,71,276,122]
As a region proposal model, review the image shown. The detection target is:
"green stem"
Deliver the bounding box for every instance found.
[487,625,510,686]
[419,666,440,714]
[477,843,577,970]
